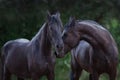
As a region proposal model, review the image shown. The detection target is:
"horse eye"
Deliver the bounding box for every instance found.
[63,33,68,39]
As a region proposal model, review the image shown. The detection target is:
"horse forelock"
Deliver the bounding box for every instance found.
[50,16,60,26]
[50,14,63,28]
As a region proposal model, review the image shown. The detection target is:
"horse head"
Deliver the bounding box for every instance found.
[46,11,64,56]
[56,17,81,57]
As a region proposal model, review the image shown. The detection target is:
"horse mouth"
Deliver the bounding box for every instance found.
[54,50,65,58]
[54,43,64,58]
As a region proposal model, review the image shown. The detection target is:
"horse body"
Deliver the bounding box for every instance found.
[71,40,111,80]
[1,12,63,80]
[77,20,118,66]
[59,18,118,80]
[1,24,55,79]
[71,40,93,72]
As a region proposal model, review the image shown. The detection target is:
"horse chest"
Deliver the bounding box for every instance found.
[29,55,55,75]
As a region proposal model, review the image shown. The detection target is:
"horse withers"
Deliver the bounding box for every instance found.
[1,11,64,80]
[56,17,119,80]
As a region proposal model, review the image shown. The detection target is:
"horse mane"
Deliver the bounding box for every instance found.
[31,23,47,42]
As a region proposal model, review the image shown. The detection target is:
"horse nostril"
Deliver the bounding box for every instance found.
[56,45,60,49]
[56,44,63,50]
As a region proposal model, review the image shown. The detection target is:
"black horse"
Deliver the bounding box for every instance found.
[56,17,119,80]
[1,12,64,80]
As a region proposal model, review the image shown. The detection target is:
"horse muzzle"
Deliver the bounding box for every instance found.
[54,50,65,58]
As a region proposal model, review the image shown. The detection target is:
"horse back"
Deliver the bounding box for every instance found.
[1,39,29,57]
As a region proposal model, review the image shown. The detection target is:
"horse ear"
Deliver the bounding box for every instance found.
[56,11,60,17]
[69,16,76,27]
[46,10,51,21]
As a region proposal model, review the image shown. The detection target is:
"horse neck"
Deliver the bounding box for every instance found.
[30,23,52,56]
[77,21,113,53]
[76,21,118,61]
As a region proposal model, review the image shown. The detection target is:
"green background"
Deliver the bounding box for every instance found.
[0,0,120,80]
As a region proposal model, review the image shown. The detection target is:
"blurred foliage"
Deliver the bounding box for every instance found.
[0,0,120,80]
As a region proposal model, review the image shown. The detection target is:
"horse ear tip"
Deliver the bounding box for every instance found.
[72,16,75,20]
[47,10,50,15]
[56,10,60,13]
[69,16,76,21]
[53,10,60,16]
